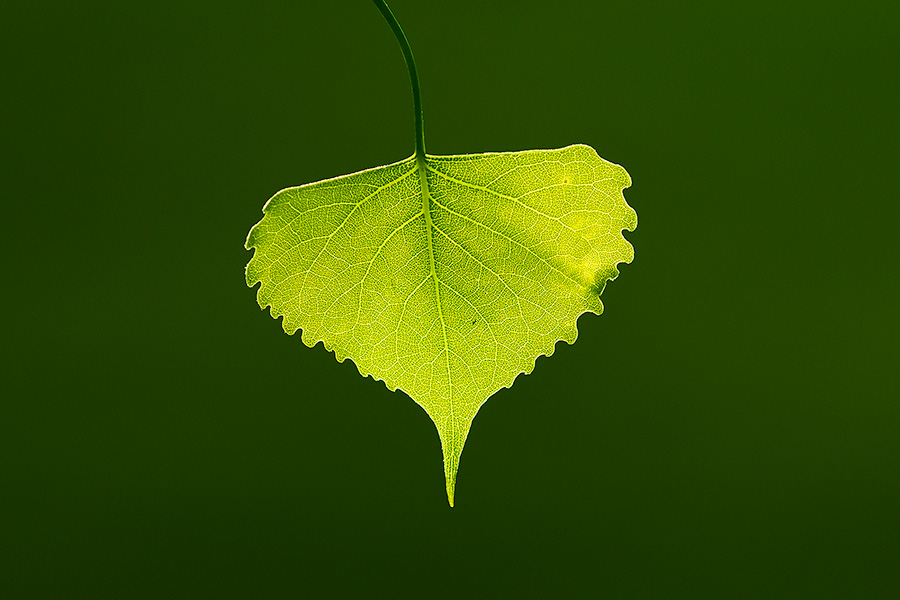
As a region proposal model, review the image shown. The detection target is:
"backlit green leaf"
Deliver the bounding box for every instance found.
[245,145,635,505]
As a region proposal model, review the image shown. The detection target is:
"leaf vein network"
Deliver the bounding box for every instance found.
[294,165,416,300]
[429,196,583,288]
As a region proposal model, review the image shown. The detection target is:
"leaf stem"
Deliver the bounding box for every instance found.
[372,0,425,159]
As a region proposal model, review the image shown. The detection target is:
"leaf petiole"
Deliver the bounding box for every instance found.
[372,0,426,159]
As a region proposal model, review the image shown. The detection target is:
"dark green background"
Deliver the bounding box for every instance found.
[3,0,898,596]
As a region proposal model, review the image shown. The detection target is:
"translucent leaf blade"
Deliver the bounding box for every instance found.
[246,144,635,505]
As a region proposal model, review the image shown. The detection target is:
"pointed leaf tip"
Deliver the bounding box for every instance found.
[439,421,468,508]
[445,461,457,507]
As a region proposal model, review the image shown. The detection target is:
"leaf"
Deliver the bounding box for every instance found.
[246,144,635,505]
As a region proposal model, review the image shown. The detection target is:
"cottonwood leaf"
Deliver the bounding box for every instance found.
[246,144,635,504]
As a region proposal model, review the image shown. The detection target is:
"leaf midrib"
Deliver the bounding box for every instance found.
[418,154,454,427]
